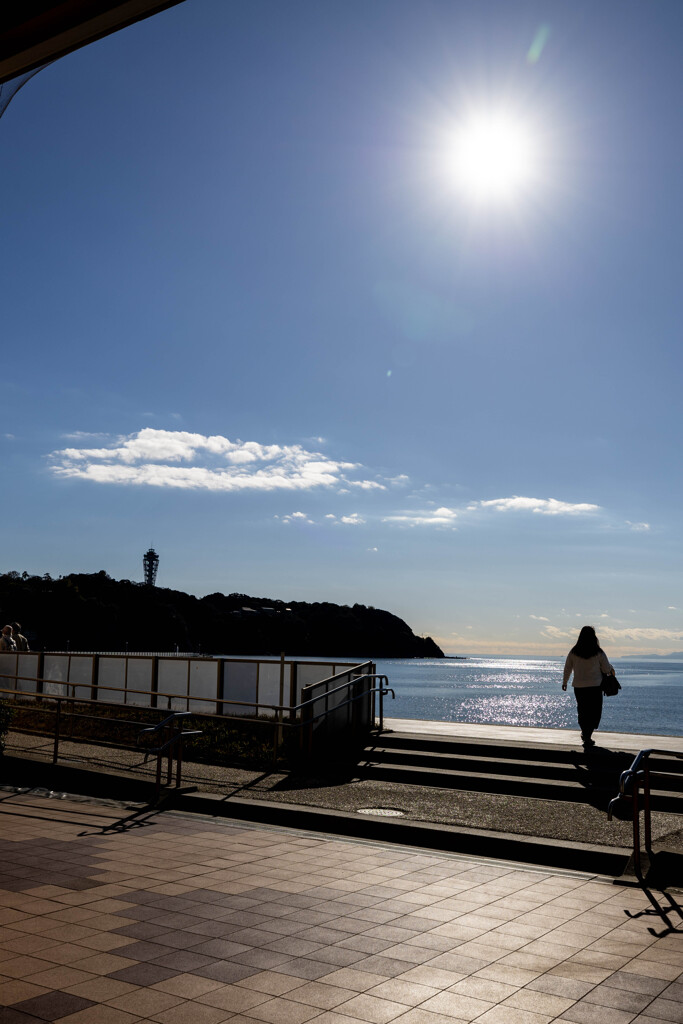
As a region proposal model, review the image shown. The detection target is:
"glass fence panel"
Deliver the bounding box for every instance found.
[158,659,189,711]
[97,657,126,704]
[257,663,281,718]
[0,653,18,694]
[17,654,39,694]
[189,660,219,713]
[44,655,69,696]
[126,658,154,705]
[295,664,331,706]
[223,661,257,716]
[69,656,94,700]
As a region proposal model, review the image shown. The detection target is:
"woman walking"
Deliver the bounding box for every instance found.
[562,626,614,748]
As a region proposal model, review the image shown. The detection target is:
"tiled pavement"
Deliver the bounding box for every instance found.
[0,793,680,1024]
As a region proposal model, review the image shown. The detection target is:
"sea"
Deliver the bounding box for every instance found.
[369,656,683,737]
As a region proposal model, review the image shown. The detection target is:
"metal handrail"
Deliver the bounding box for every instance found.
[0,692,203,796]
[608,747,683,876]
[137,712,203,795]
[0,669,385,718]
[0,671,394,767]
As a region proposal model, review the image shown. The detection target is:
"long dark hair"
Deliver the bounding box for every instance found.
[571,625,602,659]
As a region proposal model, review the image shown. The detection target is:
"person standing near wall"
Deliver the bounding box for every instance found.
[0,626,16,652]
[11,623,29,651]
[562,625,614,749]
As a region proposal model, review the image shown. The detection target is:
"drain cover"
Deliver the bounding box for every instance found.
[357,807,404,817]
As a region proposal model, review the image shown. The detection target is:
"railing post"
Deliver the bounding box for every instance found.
[53,698,61,764]
[176,732,183,788]
[166,722,173,786]
[379,681,384,732]
[643,761,652,856]
[632,777,641,876]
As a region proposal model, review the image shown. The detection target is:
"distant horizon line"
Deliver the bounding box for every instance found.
[441,650,683,660]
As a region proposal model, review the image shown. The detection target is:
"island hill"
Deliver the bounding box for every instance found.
[0,571,444,659]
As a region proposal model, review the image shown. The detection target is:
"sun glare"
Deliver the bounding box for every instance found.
[450,113,537,203]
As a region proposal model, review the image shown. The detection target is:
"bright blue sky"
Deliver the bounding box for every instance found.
[2,0,683,655]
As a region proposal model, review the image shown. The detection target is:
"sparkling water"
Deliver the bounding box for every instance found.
[373,656,683,736]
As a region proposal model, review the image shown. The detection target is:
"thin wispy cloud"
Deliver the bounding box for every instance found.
[277,511,314,524]
[277,511,365,526]
[49,429,383,494]
[626,521,650,531]
[474,496,600,515]
[542,624,683,643]
[61,431,110,441]
[383,506,459,527]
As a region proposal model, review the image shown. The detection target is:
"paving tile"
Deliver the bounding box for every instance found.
[366,980,439,1006]
[390,1009,470,1024]
[584,984,655,1013]
[9,991,95,1020]
[641,1000,683,1023]
[239,995,325,1024]
[196,986,272,1013]
[622,960,682,982]
[316,969,390,992]
[446,977,517,1003]
[104,988,183,1017]
[270,959,336,980]
[235,972,306,997]
[0,984,50,1008]
[418,991,494,1021]
[503,987,576,1016]
[107,963,180,987]
[0,1009,46,1023]
[51,1007,141,1024]
[528,973,594,999]
[63,978,139,1003]
[193,962,261,984]
[559,1002,641,1024]
[146,1003,233,1024]
[62,954,136,977]
[474,1007,552,1024]
[111,941,170,963]
[148,950,218,972]
[22,968,96,992]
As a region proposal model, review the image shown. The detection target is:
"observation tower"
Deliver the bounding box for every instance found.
[143,547,159,587]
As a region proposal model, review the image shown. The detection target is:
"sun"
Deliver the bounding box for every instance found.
[450,112,537,203]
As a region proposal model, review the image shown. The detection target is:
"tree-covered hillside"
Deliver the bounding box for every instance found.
[0,571,444,658]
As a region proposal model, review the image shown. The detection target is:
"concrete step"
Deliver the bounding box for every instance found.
[360,734,683,813]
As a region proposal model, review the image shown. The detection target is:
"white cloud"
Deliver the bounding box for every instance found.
[280,511,314,524]
[61,431,109,441]
[668,606,678,611]
[383,506,458,527]
[477,496,599,515]
[626,521,650,531]
[340,513,365,525]
[368,546,378,552]
[542,624,683,643]
[49,428,380,494]
[530,615,549,621]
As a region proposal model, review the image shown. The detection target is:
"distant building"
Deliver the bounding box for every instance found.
[143,548,159,586]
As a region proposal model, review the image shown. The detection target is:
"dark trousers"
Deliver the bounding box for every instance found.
[574,686,603,740]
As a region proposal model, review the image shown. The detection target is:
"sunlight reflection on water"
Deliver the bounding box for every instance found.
[375,656,683,734]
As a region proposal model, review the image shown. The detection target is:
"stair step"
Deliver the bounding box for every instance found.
[362,746,683,792]
[358,757,683,813]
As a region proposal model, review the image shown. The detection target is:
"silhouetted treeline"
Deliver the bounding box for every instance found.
[0,571,444,658]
